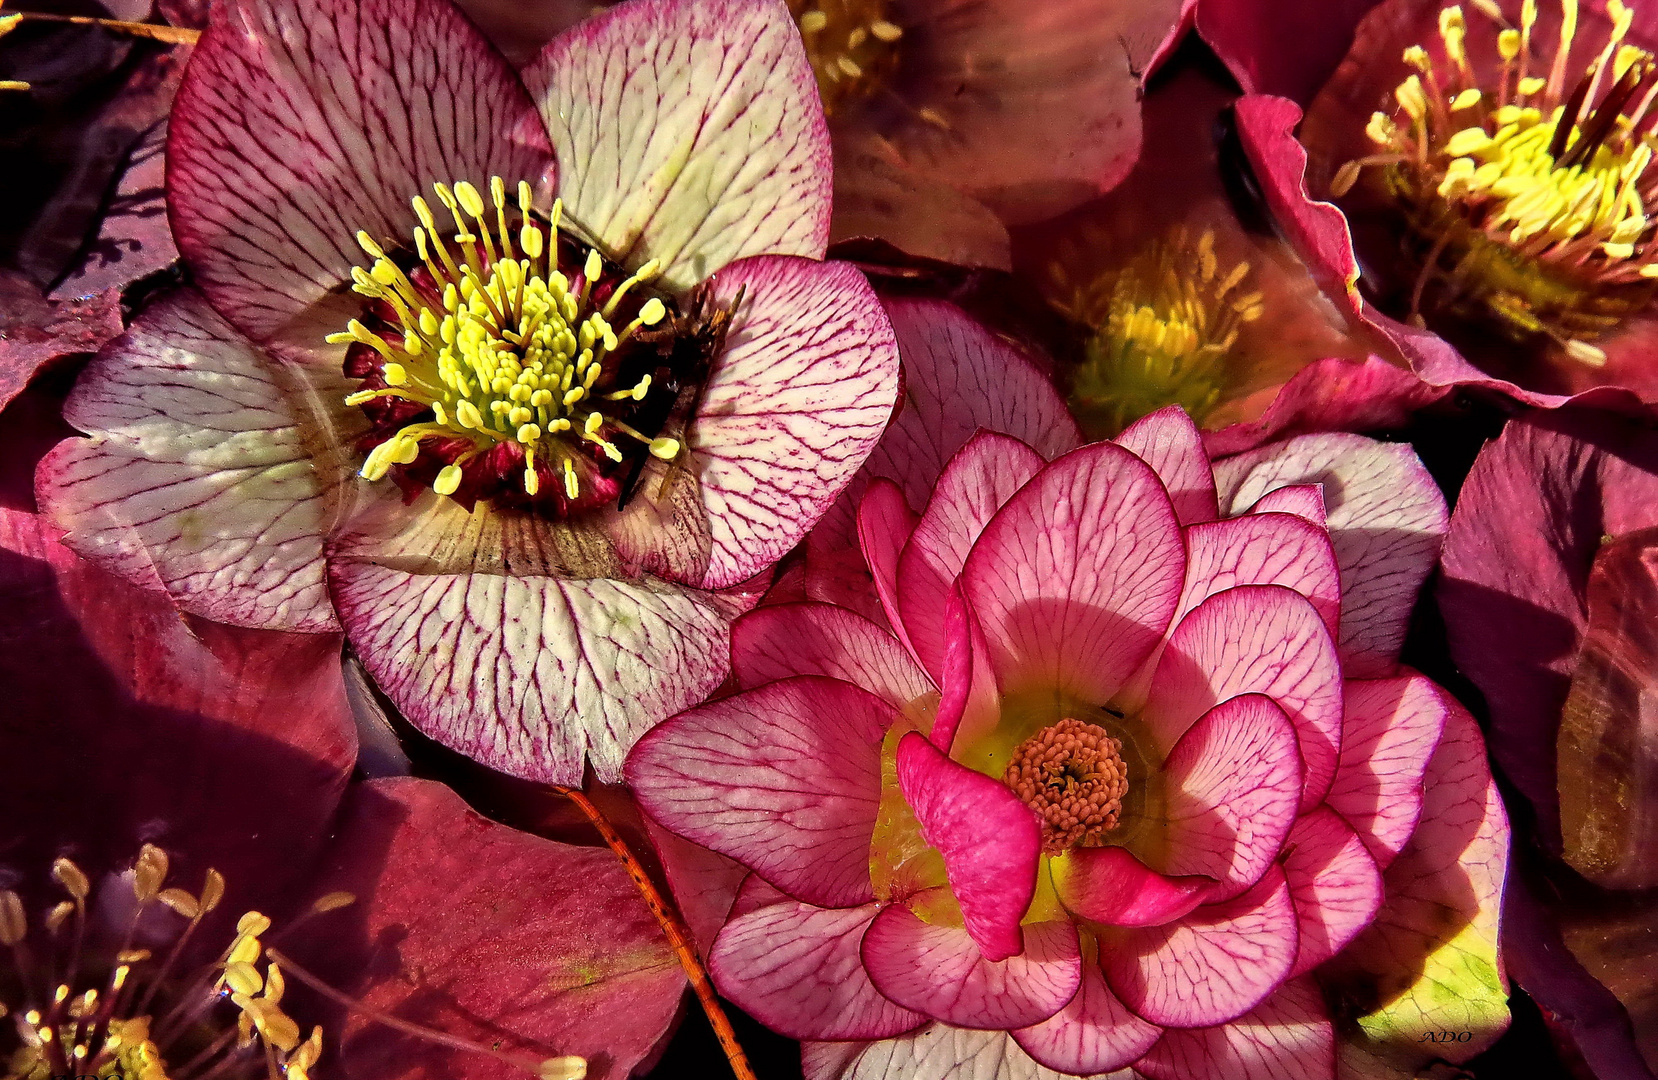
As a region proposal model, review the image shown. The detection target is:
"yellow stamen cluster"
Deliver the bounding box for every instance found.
[788,0,905,115]
[1340,0,1658,364]
[332,177,678,503]
[1050,227,1263,436]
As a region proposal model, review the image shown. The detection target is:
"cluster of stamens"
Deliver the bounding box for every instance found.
[788,0,909,115]
[334,177,686,513]
[1004,719,1130,856]
[1050,227,1263,435]
[1338,0,1658,363]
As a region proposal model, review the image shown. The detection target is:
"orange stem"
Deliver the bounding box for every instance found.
[551,786,758,1080]
[17,13,200,44]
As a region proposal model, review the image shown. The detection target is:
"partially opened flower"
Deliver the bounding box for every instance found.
[0,506,685,1080]
[629,407,1510,1078]
[1203,0,1658,404]
[35,0,899,784]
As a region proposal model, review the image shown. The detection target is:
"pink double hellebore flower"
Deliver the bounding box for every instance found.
[34,0,899,784]
[630,404,1507,1079]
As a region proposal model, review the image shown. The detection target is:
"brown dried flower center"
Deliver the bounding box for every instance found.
[1004,718,1129,856]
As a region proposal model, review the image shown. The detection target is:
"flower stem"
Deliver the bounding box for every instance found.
[15,12,200,44]
[550,785,758,1080]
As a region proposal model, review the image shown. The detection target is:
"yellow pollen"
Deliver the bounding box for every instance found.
[789,0,903,114]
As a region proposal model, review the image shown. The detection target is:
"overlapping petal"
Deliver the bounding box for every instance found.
[1281,807,1383,978]
[1135,976,1335,1080]
[1012,947,1163,1074]
[1324,675,1446,867]
[731,600,931,706]
[1114,406,1220,526]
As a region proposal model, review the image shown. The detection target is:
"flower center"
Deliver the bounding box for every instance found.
[335,177,733,518]
[1338,0,1658,364]
[788,0,904,115]
[1051,227,1263,436]
[1004,718,1130,856]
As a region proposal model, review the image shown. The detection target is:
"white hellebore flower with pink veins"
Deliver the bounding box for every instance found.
[36,0,900,784]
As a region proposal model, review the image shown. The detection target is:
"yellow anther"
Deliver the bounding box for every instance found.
[583,249,602,283]
[1402,45,1430,71]
[225,962,264,996]
[837,55,863,78]
[518,423,542,443]
[639,297,667,325]
[1445,127,1492,156]
[798,9,828,32]
[584,412,604,436]
[1451,88,1482,111]
[870,19,902,41]
[1439,6,1467,66]
[649,437,681,459]
[1517,75,1546,95]
[562,459,580,498]
[1396,75,1427,120]
[383,363,408,386]
[356,231,387,259]
[1499,28,1521,60]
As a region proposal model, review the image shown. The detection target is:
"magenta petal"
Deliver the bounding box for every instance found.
[1175,514,1341,640]
[641,814,746,962]
[862,906,1082,1030]
[1281,807,1382,978]
[858,478,921,656]
[1115,405,1220,525]
[928,585,999,756]
[167,0,554,346]
[524,0,831,289]
[1324,675,1448,868]
[709,877,925,1041]
[1243,483,1326,528]
[1012,950,1163,1074]
[627,676,891,907]
[731,601,932,707]
[964,442,1185,701]
[1052,845,1214,928]
[1161,694,1304,899]
[690,256,901,589]
[1103,867,1299,1028]
[1147,586,1342,812]
[1136,976,1335,1080]
[896,731,1041,960]
[899,431,1046,683]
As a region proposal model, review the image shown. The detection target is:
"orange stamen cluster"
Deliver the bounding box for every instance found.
[1005,718,1130,855]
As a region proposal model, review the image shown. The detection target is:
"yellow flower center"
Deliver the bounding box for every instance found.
[788,0,907,116]
[1051,227,1263,437]
[1338,0,1658,363]
[333,177,687,511]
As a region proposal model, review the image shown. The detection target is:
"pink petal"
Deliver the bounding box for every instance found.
[1160,694,1304,898]
[689,255,900,589]
[627,675,891,907]
[710,876,926,1041]
[806,1024,1143,1080]
[1243,483,1326,528]
[1115,406,1219,526]
[1146,586,1342,812]
[167,0,553,346]
[1213,434,1448,677]
[37,290,346,633]
[1052,846,1214,928]
[1135,976,1335,1080]
[731,601,932,707]
[862,905,1082,1030]
[523,0,831,291]
[899,432,1046,682]
[1103,867,1299,1028]
[0,277,122,412]
[641,814,747,962]
[928,585,1000,756]
[896,732,1042,961]
[329,497,740,786]
[805,528,896,631]
[1013,949,1163,1074]
[963,443,1185,702]
[858,477,920,655]
[1281,807,1382,978]
[1175,514,1341,639]
[1324,675,1447,868]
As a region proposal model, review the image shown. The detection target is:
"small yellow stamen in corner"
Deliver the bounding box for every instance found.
[870,19,902,41]
[562,459,580,499]
[798,9,827,32]
[540,1056,588,1080]
[583,249,602,283]
[649,437,681,460]
[1450,88,1482,110]
[434,465,463,496]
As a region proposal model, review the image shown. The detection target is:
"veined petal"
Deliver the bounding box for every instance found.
[858,478,920,654]
[1175,514,1341,637]
[807,1023,1147,1080]
[896,732,1042,961]
[167,0,554,346]
[1052,846,1214,929]
[1115,406,1219,526]
[1213,434,1447,678]
[1243,483,1326,529]
[964,442,1185,702]
[862,907,1082,1030]
[690,256,900,589]
[710,877,925,1041]
[627,675,892,908]
[1324,675,1447,868]
[731,601,932,706]
[1135,976,1335,1080]
[1281,807,1382,978]
[523,0,831,290]
[928,585,1000,756]
[1102,867,1299,1028]
[37,290,349,633]
[1013,947,1163,1074]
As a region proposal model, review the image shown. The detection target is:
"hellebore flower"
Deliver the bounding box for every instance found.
[1203,0,1658,404]
[629,406,1511,1079]
[34,0,900,784]
[0,506,686,1080]
[1439,408,1658,1078]
[779,0,1188,269]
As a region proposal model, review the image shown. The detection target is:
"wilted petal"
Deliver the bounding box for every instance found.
[731,601,931,706]
[710,877,925,1041]
[1052,846,1213,929]
[627,675,891,907]
[1213,434,1446,678]
[0,275,122,412]
[1013,949,1163,1074]
[1146,586,1342,812]
[1102,867,1299,1028]
[690,255,900,588]
[524,0,831,290]
[168,0,554,346]
[964,443,1184,701]
[38,290,348,633]
[1324,675,1446,869]
[896,732,1041,961]
[1281,807,1382,978]
[1135,976,1335,1080]
[1115,406,1219,526]
[862,906,1081,1030]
